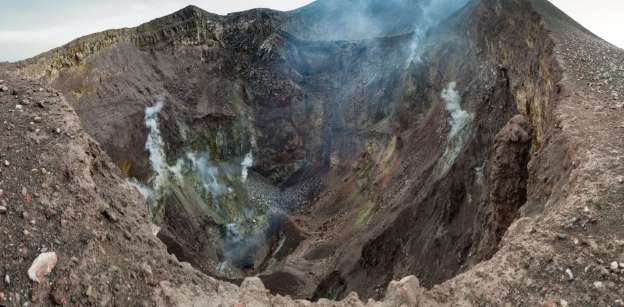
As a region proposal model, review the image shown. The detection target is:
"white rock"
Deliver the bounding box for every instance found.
[560,299,569,307]
[385,275,424,306]
[610,261,619,271]
[4,274,9,285]
[142,263,154,277]
[150,224,160,236]
[565,268,574,281]
[594,281,604,289]
[27,252,58,283]
[240,277,266,292]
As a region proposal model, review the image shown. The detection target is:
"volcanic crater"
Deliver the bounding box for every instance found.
[2,0,623,306]
[15,0,559,300]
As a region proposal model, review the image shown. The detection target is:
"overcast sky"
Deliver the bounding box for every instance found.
[0,0,622,62]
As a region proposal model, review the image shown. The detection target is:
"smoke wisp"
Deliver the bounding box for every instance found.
[241,152,254,183]
[291,0,469,66]
[442,82,471,138]
[144,99,168,190]
[435,82,473,176]
[129,98,273,276]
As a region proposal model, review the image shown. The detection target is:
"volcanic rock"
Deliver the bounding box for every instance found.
[27,252,58,283]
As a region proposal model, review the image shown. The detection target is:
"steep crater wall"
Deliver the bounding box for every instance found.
[13,0,565,301]
[329,0,562,299]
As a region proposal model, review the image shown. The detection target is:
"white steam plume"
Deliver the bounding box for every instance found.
[186,152,225,199]
[144,100,167,189]
[441,82,471,138]
[128,179,156,209]
[435,82,473,177]
[241,152,253,182]
[406,0,470,65]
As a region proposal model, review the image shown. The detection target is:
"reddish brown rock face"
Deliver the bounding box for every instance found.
[478,115,532,260]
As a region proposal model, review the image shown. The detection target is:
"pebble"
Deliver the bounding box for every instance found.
[85,286,94,297]
[543,300,559,307]
[140,262,153,277]
[0,206,6,214]
[3,160,9,167]
[4,274,9,285]
[101,208,119,223]
[600,266,610,276]
[27,252,58,283]
[610,261,619,271]
[565,268,574,281]
[594,281,604,289]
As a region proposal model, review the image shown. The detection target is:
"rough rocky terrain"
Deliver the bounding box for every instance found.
[1,0,624,306]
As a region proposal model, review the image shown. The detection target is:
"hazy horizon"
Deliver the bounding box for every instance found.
[0,0,622,62]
